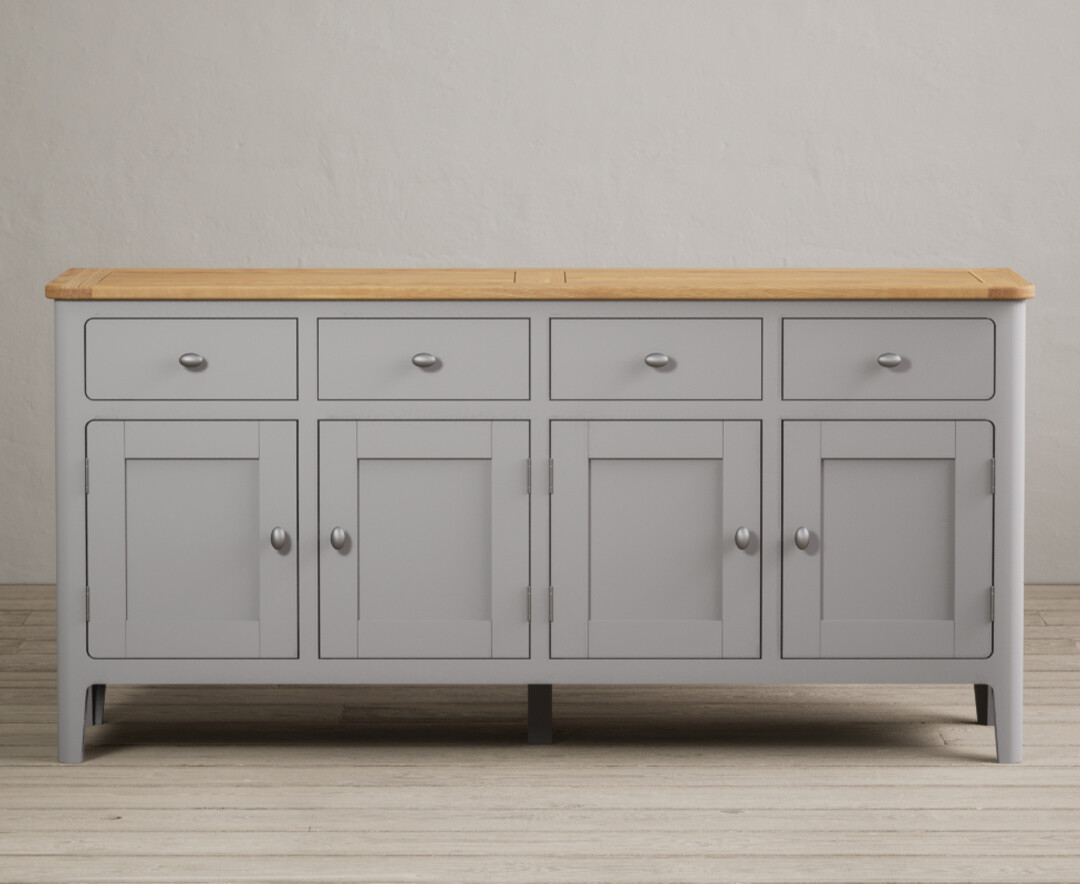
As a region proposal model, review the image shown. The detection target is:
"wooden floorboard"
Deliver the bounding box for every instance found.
[0,584,1077,883]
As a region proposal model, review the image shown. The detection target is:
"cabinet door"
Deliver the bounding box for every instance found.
[87,421,297,658]
[319,421,529,659]
[550,421,760,659]
[783,421,993,658]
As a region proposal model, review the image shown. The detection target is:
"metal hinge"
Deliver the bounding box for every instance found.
[990,458,996,495]
[84,459,90,495]
[990,585,996,622]
[527,586,532,622]
[526,459,532,495]
[548,586,554,622]
[85,586,90,623]
[548,459,554,495]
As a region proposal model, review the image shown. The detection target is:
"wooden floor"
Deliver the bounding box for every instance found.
[1,586,1079,883]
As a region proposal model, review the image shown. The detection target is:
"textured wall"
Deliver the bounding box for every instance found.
[1,0,1077,582]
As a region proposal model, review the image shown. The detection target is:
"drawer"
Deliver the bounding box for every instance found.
[550,319,762,400]
[318,318,529,399]
[85,319,297,400]
[783,318,994,400]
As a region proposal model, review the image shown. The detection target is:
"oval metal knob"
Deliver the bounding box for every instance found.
[734,527,751,551]
[178,352,206,369]
[794,526,811,551]
[270,527,288,551]
[330,527,347,551]
[644,353,670,368]
[412,353,437,369]
[877,352,902,368]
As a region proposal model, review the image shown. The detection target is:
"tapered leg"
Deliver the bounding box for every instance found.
[991,682,1022,763]
[59,682,88,763]
[527,684,553,744]
[974,684,990,725]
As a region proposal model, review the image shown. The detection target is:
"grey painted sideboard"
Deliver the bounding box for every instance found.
[48,268,1032,762]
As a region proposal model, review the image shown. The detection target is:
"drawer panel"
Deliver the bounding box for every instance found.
[318,319,529,400]
[783,318,994,400]
[85,319,297,400]
[550,319,762,400]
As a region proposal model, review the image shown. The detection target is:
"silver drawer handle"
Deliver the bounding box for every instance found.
[644,353,670,368]
[270,527,288,551]
[734,527,751,551]
[330,527,347,551]
[178,352,206,369]
[877,352,902,368]
[412,353,438,368]
[794,526,811,551]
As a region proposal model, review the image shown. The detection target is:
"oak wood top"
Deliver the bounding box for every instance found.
[46,267,1034,300]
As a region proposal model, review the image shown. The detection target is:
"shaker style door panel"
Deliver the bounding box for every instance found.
[782,421,993,659]
[550,421,761,659]
[319,421,530,659]
[86,421,298,659]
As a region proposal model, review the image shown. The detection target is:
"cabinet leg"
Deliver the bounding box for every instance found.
[974,684,990,725]
[91,685,106,726]
[527,684,553,744]
[59,683,89,763]
[991,683,1022,763]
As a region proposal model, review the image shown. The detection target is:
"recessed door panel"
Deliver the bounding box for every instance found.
[86,421,298,659]
[319,421,529,659]
[782,420,993,659]
[550,420,761,659]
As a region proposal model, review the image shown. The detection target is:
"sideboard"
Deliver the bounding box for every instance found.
[48,267,1032,762]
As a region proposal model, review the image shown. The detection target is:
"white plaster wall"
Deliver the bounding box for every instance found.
[0,0,1077,582]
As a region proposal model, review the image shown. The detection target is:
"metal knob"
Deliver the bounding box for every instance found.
[412,353,437,369]
[644,353,670,368]
[179,352,206,369]
[330,527,347,551]
[734,527,751,551]
[794,526,811,551]
[270,527,288,551]
[877,352,902,368]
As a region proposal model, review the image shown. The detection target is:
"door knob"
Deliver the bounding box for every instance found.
[644,353,670,368]
[270,527,288,551]
[794,526,811,551]
[734,527,751,551]
[412,353,437,368]
[178,352,206,369]
[877,352,902,368]
[330,527,347,551]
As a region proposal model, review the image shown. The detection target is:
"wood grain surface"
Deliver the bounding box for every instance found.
[45,267,1035,300]
[0,583,1075,883]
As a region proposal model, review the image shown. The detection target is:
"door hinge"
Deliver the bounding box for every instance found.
[990,457,996,495]
[990,585,996,622]
[85,586,90,623]
[548,586,554,622]
[548,459,554,495]
[526,459,532,495]
[526,586,532,622]
[84,459,90,495]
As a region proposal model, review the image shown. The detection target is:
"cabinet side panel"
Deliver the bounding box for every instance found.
[86,422,127,658]
[491,422,530,658]
[722,421,761,658]
[318,422,359,657]
[782,421,822,658]
[259,422,298,658]
[549,422,589,658]
[954,421,994,658]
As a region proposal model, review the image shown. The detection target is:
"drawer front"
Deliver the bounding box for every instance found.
[318,319,529,400]
[550,319,762,400]
[783,318,994,400]
[85,319,297,400]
